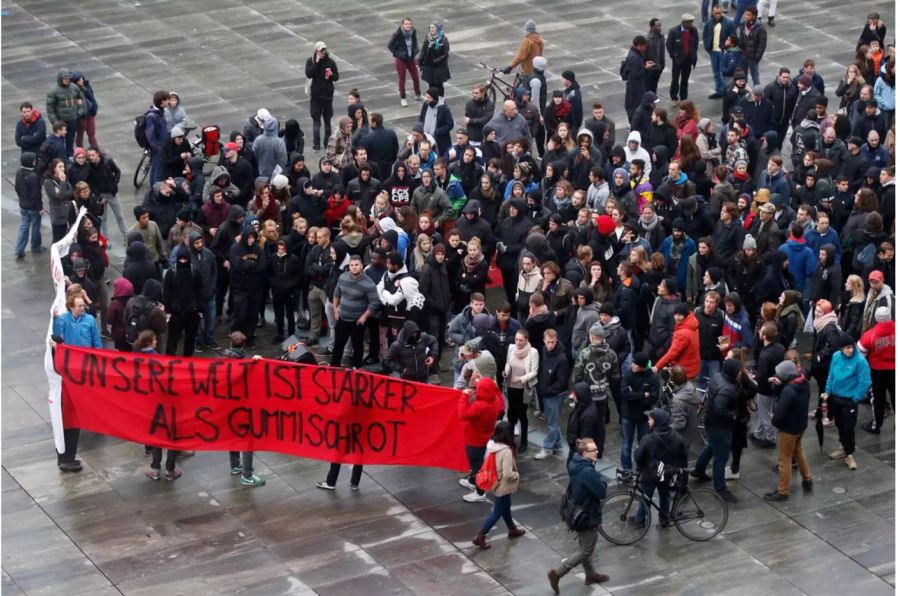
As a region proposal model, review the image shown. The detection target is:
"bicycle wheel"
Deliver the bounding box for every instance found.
[486,84,498,108]
[599,492,651,545]
[133,151,150,188]
[672,488,728,541]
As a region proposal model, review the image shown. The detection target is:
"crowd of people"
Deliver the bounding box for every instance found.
[17,9,896,593]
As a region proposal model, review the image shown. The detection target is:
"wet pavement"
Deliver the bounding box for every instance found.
[1,0,895,593]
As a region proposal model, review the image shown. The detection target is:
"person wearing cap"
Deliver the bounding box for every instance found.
[418,21,450,97]
[824,333,872,470]
[736,6,766,86]
[418,87,455,155]
[623,36,652,120]
[242,108,271,145]
[722,70,749,125]
[619,352,660,475]
[387,17,422,107]
[559,71,583,132]
[858,306,895,433]
[790,72,823,129]
[763,359,814,501]
[633,407,688,527]
[165,207,202,265]
[665,14,699,102]
[502,19,544,76]
[691,358,740,502]
[306,41,340,151]
[221,140,255,204]
[862,269,894,330]
[737,83,774,139]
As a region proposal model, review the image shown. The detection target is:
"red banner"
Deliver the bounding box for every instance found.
[55,345,469,471]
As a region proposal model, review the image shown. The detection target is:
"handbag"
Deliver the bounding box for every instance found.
[523,382,537,405]
[559,486,592,531]
[475,451,498,492]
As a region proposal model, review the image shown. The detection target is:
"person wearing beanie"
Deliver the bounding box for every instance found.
[633,407,688,527]
[418,21,450,97]
[418,87,454,155]
[503,20,543,76]
[764,358,814,501]
[165,205,203,267]
[858,307,895,433]
[824,333,872,470]
[561,70,583,129]
[750,320,786,449]
[653,301,701,377]
[306,41,340,151]
[648,276,683,361]
[665,14,699,102]
[790,70,823,129]
[692,357,741,502]
[661,218,697,294]
[619,352,660,477]
[387,17,422,107]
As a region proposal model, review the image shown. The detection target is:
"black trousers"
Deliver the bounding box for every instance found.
[327,462,363,486]
[231,288,262,341]
[507,387,529,449]
[272,288,296,338]
[309,97,334,148]
[215,259,230,316]
[57,427,80,464]
[500,267,518,318]
[331,318,365,368]
[427,311,447,359]
[166,311,200,356]
[670,61,693,101]
[150,447,180,472]
[871,369,895,428]
[831,396,859,455]
[647,68,663,94]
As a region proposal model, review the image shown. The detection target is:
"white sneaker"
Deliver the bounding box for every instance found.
[463,490,487,503]
[458,477,476,490]
[514,422,521,436]
[724,467,740,480]
[400,98,408,107]
[534,449,552,460]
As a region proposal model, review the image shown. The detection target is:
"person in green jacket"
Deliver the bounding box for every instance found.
[46,67,85,156]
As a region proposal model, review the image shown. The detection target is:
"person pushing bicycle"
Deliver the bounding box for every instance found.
[632,408,689,528]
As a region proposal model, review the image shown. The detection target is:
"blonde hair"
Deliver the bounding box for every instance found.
[846,274,866,300]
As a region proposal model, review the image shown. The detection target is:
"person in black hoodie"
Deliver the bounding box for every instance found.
[285,177,327,229]
[418,243,452,354]
[495,199,533,309]
[228,226,266,345]
[14,151,43,258]
[809,244,841,308]
[123,241,162,300]
[163,251,201,355]
[381,161,418,209]
[634,408,688,527]
[567,382,606,461]
[619,352,660,476]
[280,119,305,156]
[755,249,794,305]
[456,200,495,253]
[750,321,786,448]
[764,360,814,501]
[268,237,302,342]
[691,358,740,503]
[286,152,311,190]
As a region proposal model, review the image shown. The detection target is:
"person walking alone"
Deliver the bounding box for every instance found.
[472,422,527,549]
[306,41,340,151]
[388,18,422,107]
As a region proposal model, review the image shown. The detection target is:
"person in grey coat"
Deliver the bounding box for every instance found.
[668,365,704,457]
[252,117,287,179]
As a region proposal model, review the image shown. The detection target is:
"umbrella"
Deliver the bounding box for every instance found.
[814,397,825,451]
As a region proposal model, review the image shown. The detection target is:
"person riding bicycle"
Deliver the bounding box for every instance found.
[633,408,688,528]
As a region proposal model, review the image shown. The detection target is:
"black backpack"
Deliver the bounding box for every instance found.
[134,111,151,149]
[619,59,628,81]
[34,140,52,177]
[124,298,153,345]
[559,485,593,531]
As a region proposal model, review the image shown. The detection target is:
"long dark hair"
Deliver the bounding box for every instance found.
[491,421,517,455]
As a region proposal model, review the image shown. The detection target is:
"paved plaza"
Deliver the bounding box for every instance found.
[0,0,896,593]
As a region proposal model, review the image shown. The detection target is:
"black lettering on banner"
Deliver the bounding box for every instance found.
[148,403,171,439]
[237,361,254,400]
[110,356,132,392]
[188,360,214,396]
[165,359,182,396]
[400,382,416,413]
[387,420,406,455]
[194,406,219,441]
[306,413,325,446]
[61,348,85,385]
[311,369,331,405]
[85,352,108,388]
[349,422,363,453]
[367,422,387,452]
[228,407,252,437]
[147,359,168,396]
[270,364,300,400]
[131,357,148,395]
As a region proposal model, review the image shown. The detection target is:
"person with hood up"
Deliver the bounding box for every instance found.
[45,67,85,155]
[691,358,740,502]
[242,108,270,145]
[267,237,302,342]
[228,225,266,346]
[763,359,814,501]
[162,91,188,133]
[381,162,418,209]
[567,381,606,465]
[824,333,872,471]
[534,329,571,460]
[653,303,701,377]
[633,408,689,527]
[252,116,287,180]
[619,352,660,476]
[161,124,193,180]
[162,250,202,356]
[573,322,621,425]
[668,365,704,456]
[411,168,453,222]
[107,277,135,351]
[458,376,505,502]
[778,223,817,295]
[418,87,454,155]
[123,278,168,347]
[568,129,603,191]
[418,243,452,352]
[809,244,841,308]
[122,241,162,301]
[630,93,660,143]
[496,198,533,305]
[384,320,438,382]
[203,163,242,207]
[472,422,526,549]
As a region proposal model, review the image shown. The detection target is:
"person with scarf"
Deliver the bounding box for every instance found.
[448,145,483,197]
[469,174,501,227]
[542,90,575,141]
[776,289,805,349]
[810,300,845,402]
[637,204,665,252]
[418,88,454,154]
[457,238,488,307]
[418,21,450,97]
[388,17,422,107]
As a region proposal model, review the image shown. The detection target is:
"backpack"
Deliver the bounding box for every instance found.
[124,298,153,345]
[34,140,52,177]
[475,451,498,492]
[134,112,151,149]
[853,242,877,273]
[559,486,592,531]
[619,59,628,81]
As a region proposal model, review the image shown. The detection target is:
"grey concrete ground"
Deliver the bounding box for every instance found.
[1,0,895,594]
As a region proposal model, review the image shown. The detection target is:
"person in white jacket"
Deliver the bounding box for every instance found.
[623,130,652,167]
[503,329,540,453]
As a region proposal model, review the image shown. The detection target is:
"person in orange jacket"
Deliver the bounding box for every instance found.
[458,375,505,503]
[653,303,701,378]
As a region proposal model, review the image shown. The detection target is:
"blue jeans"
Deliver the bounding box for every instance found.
[542,395,563,451]
[620,417,650,470]
[229,451,255,479]
[693,428,731,492]
[480,494,514,534]
[709,51,725,94]
[16,209,42,255]
[637,482,671,525]
[149,150,163,186]
[199,296,216,345]
[699,359,721,390]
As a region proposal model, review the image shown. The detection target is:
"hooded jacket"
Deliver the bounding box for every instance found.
[772,367,810,435]
[382,162,418,208]
[252,117,288,179]
[418,253,452,314]
[825,345,871,402]
[630,96,657,143]
[202,165,241,206]
[411,175,453,222]
[670,382,704,454]
[623,367,661,421]
[566,454,607,527]
[228,231,265,291]
[538,341,570,396]
[635,409,689,484]
[495,199,533,271]
[809,244,841,306]
[385,321,439,382]
[778,237,817,293]
[566,382,605,447]
[46,68,85,123]
[122,242,162,296]
[15,153,43,211]
[487,439,520,496]
[573,338,621,401]
[305,51,339,99]
[458,377,505,446]
[571,291,601,353]
[655,312,701,376]
[163,255,202,315]
[124,279,168,341]
[107,277,135,344]
[705,365,739,430]
[418,97,455,154]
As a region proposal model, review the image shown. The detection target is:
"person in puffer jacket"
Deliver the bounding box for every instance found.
[384,320,438,382]
[458,376,505,502]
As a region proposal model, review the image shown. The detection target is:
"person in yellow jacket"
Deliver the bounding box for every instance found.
[503,20,544,75]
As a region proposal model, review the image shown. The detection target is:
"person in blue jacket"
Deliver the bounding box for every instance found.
[660,218,697,294]
[51,293,102,473]
[804,212,842,263]
[778,224,817,295]
[823,333,871,471]
[15,102,46,154]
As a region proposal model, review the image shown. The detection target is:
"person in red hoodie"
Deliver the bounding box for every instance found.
[458,375,505,503]
[324,183,350,232]
[859,306,895,433]
[106,276,134,351]
[653,303,701,378]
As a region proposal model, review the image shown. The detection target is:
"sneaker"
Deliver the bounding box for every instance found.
[362,356,379,365]
[764,491,788,502]
[844,455,857,470]
[400,98,408,107]
[616,468,633,482]
[206,340,220,350]
[459,477,477,490]
[312,145,321,151]
[230,466,243,476]
[146,468,161,480]
[241,475,266,486]
[718,489,738,503]
[165,468,183,481]
[316,481,335,490]
[463,491,487,503]
[768,16,775,26]
[534,449,552,460]
[15,253,24,260]
[861,421,880,434]
[724,466,740,480]
[350,484,359,491]
[194,344,205,353]
[414,95,423,102]
[802,479,814,491]
[690,470,711,482]
[829,447,846,460]
[429,374,441,384]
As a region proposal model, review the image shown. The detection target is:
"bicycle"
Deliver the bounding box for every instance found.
[657,367,710,444]
[133,122,221,190]
[599,468,728,544]
[478,63,523,105]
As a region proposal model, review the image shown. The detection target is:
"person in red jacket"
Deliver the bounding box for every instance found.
[323,183,350,230]
[458,375,505,503]
[653,303,701,378]
[859,306,895,433]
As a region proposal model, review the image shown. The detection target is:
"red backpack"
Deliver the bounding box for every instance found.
[475,451,498,492]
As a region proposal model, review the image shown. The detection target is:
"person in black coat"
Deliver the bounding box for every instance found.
[567,382,606,460]
[268,237,302,341]
[418,21,450,96]
[691,359,740,501]
[388,18,422,104]
[624,36,650,120]
[634,408,688,526]
[764,360,814,501]
[665,15,700,101]
[15,102,46,154]
[163,251,202,356]
[711,202,746,266]
[418,246,452,354]
[755,249,794,305]
[418,88,454,154]
[495,199,533,308]
[123,241,162,302]
[14,152,43,257]
[306,42,340,151]
[620,353,660,474]
[228,228,266,345]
